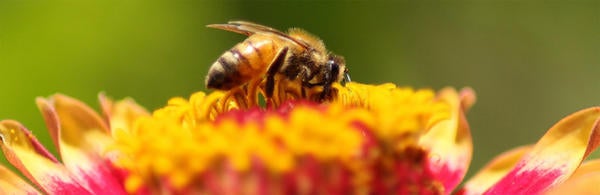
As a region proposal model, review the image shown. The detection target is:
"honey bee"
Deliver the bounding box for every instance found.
[205,21,350,100]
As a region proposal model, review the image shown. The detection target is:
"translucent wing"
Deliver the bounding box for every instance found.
[207,21,310,49]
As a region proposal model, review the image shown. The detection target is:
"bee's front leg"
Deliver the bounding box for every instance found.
[318,61,341,101]
[265,47,289,99]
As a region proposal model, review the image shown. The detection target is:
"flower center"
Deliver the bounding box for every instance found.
[111,82,450,193]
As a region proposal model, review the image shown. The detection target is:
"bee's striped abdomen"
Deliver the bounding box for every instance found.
[205,36,278,90]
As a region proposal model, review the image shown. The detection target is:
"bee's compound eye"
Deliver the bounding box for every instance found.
[327,59,336,66]
[327,59,340,74]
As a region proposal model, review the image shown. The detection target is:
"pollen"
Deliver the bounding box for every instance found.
[111,82,451,193]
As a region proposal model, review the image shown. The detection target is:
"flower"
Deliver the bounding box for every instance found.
[0,80,599,194]
[110,83,469,194]
[457,107,600,195]
[0,94,148,194]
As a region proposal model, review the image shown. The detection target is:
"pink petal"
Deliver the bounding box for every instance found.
[0,163,41,194]
[419,87,475,192]
[0,120,92,194]
[458,145,533,195]
[37,95,127,195]
[484,107,600,194]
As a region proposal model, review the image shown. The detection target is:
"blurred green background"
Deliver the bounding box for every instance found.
[1,0,599,183]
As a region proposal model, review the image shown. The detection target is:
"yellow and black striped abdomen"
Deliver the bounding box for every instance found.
[205,35,279,90]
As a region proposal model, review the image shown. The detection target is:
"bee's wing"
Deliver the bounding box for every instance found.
[207,21,310,49]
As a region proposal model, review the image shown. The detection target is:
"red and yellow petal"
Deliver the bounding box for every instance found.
[0,120,91,194]
[458,145,533,195]
[419,87,475,192]
[461,107,600,194]
[37,94,127,194]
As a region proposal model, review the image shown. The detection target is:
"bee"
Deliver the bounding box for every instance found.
[205,21,350,100]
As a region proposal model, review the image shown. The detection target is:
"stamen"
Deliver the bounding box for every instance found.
[111,81,452,193]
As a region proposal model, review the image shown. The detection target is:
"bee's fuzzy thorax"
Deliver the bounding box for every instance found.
[287,28,326,54]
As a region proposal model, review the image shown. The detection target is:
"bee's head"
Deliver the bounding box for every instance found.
[327,54,350,85]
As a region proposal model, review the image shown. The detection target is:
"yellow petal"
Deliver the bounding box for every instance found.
[543,159,600,194]
[419,87,474,191]
[37,94,112,158]
[0,161,41,194]
[544,172,600,195]
[571,159,600,179]
[99,93,149,134]
[0,120,91,194]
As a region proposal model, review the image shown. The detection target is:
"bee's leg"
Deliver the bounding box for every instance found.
[301,68,324,88]
[265,47,289,99]
[300,66,316,85]
[319,62,341,100]
[303,81,325,88]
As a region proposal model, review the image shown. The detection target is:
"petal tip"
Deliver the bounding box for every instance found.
[459,87,476,112]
